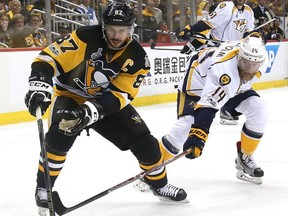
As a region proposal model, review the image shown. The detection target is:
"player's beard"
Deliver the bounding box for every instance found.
[238,68,255,81]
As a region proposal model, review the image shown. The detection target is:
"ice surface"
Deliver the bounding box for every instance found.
[0,87,287,216]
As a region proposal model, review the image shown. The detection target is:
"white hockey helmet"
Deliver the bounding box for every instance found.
[237,35,266,77]
[238,35,266,63]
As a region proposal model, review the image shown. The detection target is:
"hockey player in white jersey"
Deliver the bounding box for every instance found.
[179,0,254,52]
[135,35,268,192]
[178,0,257,126]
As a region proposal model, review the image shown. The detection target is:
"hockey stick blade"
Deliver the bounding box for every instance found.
[52,149,191,215]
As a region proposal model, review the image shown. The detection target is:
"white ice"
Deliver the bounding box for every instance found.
[1,87,288,216]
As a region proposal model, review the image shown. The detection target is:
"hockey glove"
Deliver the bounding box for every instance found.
[58,101,101,136]
[180,42,196,55]
[183,124,209,159]
[24,74,53,117]
[178,25,194,41]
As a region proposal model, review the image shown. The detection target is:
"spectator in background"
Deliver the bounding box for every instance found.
[27,13,47,47]
[152,0,163,24]
[268,17,284,40]
[156,20,177,43]
[172,4,190,34]
[78,0,98,25]
[97,0,108,23]
[52,24,71,42]
[0,12,11,47]
[6,0,22,20]
[142,0,158,43]
[253,0,270,27]
[269,0,282,16]
[29,0,56,24]
[9,13,35,47]
[59,25,71,38]
[0,0,8,14]
[72,0,89,24]
[197,0,211,20]
[256,16,270,42]
[156,0,167,22]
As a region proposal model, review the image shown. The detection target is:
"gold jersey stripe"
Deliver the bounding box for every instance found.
[38,165,61,176]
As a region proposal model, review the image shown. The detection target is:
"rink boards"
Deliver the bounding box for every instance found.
[0,41,287,125]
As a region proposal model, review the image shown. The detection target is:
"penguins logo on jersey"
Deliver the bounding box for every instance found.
[73,60,117,96]
[131,114,142,124]
[233,19,248,32]
[219,74,231,86]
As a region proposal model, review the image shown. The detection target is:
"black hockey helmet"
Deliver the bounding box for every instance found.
[103,2,136,26]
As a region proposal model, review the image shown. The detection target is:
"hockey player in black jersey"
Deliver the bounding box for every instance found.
[25,2,187,215]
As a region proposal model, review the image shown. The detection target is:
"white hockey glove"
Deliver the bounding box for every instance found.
[58,101,101,136]
[25,74,53,117]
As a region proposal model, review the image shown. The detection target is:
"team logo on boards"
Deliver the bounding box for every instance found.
[264,45,279,73]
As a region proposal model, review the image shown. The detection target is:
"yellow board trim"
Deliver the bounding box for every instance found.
[1,80,287,125]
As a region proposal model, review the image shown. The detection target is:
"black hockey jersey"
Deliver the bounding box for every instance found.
[31,25,150,115]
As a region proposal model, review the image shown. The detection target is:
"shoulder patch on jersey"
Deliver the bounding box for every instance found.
[48,44,60,56]
[219,3,226,9]
[219,74,231,86]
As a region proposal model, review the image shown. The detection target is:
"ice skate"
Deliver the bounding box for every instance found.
[220,110,239,125]
[35,187,48,216]
[133,178,150,192]
[235,142,264,185]
[151,183,189,203]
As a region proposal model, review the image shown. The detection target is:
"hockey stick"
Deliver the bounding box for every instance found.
[253,17,275,32]
[150,42,182,51]
[52,148,192,215]
[36,107,55,216]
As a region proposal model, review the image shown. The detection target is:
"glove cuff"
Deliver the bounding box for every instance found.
[29,80,53,94]
[84,101,99,126]
[190,125,208,142]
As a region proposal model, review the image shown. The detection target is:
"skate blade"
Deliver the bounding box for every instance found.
[220,119,238,125]
[38,207,48,216]
[133,180,150,192]
[157,196,190,204]
[236,170,263,185]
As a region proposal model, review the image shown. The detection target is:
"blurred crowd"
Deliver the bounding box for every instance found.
[0,0,287,48]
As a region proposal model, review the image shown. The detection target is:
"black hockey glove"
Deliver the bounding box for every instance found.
[24,74,53,117]
[58,101,102,136]
[180,41,196,55]
[178,25,194,41]
[183,124,208,159]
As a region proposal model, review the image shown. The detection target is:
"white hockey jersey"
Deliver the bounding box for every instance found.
[202,1,255,41]
[179,41,268,110]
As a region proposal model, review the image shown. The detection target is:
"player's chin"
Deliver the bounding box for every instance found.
[241,74,254,81]
[110,40,124,48]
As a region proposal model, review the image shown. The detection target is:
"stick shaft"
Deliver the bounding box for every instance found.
[36,108,55,216]
[53,149,191,215]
